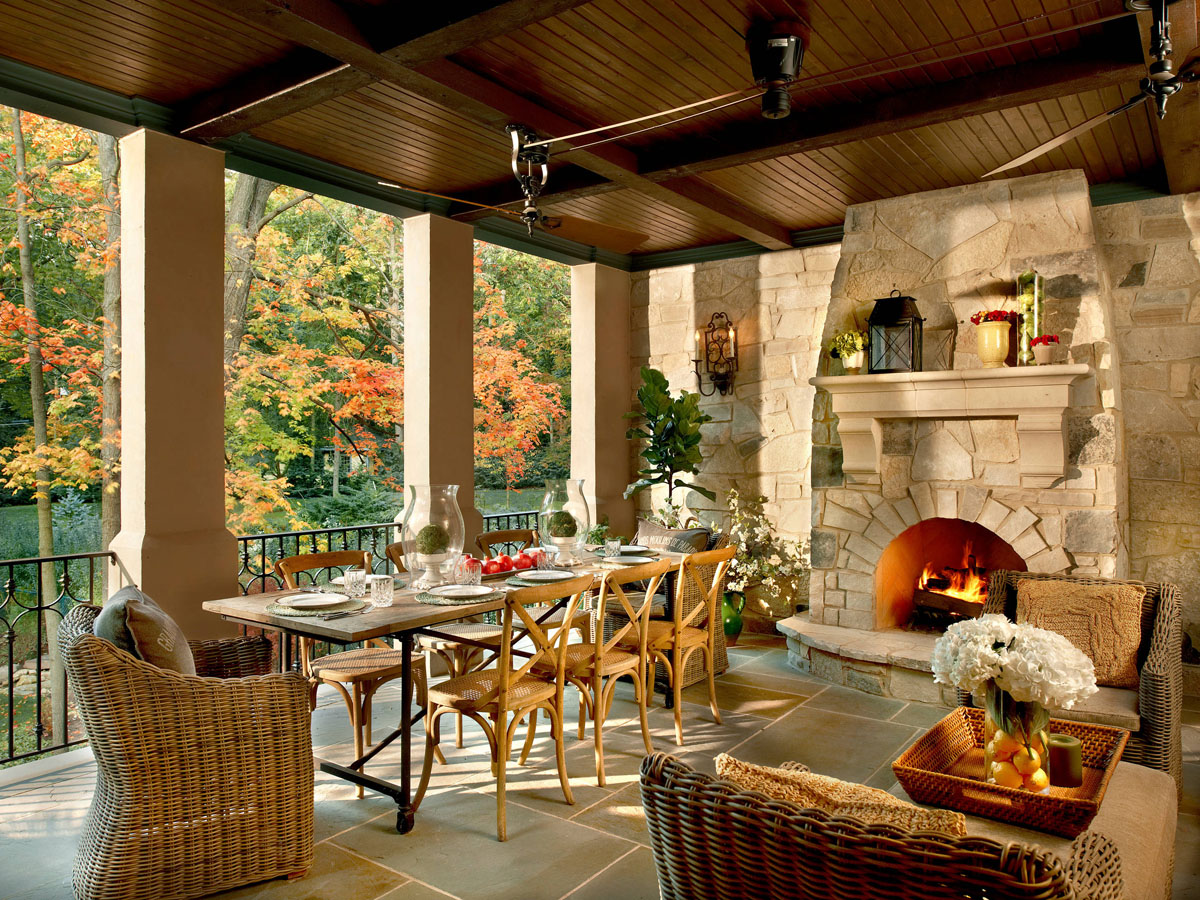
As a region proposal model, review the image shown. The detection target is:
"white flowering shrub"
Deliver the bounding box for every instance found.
[721,488,809,603]
[931,614,1097,709]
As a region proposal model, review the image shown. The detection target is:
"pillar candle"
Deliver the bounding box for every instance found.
[1047,733,1083,788]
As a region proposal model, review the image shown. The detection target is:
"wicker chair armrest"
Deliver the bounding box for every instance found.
[71,636,313,774]
[189,634,273,678]
[1066,832,1124,900]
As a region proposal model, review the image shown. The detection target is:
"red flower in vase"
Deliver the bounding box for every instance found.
[970,310,1020,326]
[1031,334,1060,347]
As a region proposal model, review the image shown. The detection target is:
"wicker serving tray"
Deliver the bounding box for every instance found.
[892,707,1128,837]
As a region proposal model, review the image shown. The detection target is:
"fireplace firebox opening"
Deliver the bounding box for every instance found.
[874,518,1028,631]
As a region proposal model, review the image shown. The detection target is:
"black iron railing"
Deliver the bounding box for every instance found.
[1,551,118,766]
[1,510,540,766]
[235,510,539,594]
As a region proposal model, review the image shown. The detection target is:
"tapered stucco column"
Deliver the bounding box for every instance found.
[571,263,634,537]
[402,214,483,543]
[108,130,237,639]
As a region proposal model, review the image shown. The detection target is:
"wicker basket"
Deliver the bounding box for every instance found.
[893,707,1128,838]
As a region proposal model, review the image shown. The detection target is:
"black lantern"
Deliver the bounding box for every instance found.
[868,290,924,374]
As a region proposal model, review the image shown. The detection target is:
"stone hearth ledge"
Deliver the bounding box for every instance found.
[810,364,1092,488]
[777,615,953,703]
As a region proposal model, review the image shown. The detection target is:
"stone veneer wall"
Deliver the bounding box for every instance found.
[628,245,839,560]
[809,171,1127,630]
[1094,192,1200,649]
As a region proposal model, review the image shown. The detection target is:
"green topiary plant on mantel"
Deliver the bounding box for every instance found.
[624,366,716,503]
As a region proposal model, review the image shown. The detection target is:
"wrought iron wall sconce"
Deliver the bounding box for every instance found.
[693,311,738,396]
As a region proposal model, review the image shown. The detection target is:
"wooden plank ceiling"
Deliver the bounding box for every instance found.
[0,0,1192,259]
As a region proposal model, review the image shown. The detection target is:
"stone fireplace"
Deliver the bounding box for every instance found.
[781,170,1130,702]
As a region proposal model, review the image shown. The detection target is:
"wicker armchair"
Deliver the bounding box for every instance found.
[640,753,1123,900]
[61,603,314,900]
[961,570,1182,791]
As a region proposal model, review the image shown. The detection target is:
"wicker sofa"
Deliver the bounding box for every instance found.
[960,570,1182,791]
[640,753,1176,900]
[61,603,315,900]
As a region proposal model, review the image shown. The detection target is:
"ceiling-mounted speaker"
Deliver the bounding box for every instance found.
[747,22,805,119]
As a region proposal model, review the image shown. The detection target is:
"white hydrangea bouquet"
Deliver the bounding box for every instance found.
[932,615,1097,791]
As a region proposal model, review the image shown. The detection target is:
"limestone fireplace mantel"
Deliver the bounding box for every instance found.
[810,365,1093,488]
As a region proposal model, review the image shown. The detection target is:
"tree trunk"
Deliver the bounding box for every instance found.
[94,131,121,558]
[223,173,277,370]
[12,108,65,745]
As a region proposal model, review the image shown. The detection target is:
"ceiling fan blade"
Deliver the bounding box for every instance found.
[982,94,1149,178]
[541,215,649,254]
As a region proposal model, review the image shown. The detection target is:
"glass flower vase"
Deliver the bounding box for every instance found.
[1015,269,1043,366]
[539,478,590,565]
[982,682,1051,793]
[400,484,465,589]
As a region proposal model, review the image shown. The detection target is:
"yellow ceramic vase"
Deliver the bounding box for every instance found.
[976,321,1010,368]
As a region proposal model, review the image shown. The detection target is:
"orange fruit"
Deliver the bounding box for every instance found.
[1012,746,1042,776]
[1023,768,1050,792]
[991,731,1021,761]
[990,761,1024,789]
[1030,736,1046,757]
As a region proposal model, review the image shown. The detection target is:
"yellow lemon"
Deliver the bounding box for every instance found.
[1030,736,1046,758]
[1023,768,1050,792]
[991,731,1021,761]
[991,761,1024,789]
[1012,746,1042,776]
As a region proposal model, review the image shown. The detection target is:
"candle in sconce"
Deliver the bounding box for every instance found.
[728,327,736,360]
[694,329,702,360]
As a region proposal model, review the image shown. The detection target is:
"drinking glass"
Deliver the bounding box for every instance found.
[455,555,482,586]
[537,547,559,571]
[368,574,394,608]
[604,539,622,558]
[343,567,367,599]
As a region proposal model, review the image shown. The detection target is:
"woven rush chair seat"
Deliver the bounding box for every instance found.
[429,670,557,709]
[561,643,640,675]
[962,569,1182,793]
[417,621,503,651]
[311,646,410,682]
[61,603,314,900]
[640,753,1123,900]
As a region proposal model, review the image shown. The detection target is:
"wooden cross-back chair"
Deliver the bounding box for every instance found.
[274,549,426,797]
[413,574,593,841]
[562,558,669,786]
[475,528,538,559]
[386,540,500,763]
[638,546,735,745]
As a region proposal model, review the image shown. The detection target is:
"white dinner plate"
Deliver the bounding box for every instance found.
[619,544,650,554]
[278,591,349,609]
[613,555,655,565]
[519,569,575,582]
[428,584,495,599]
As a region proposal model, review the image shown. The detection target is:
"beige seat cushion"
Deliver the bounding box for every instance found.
[953,762,1176,900]
[1016,579,1144,688]
[1048,686,1140,732]
[716,754,966,836]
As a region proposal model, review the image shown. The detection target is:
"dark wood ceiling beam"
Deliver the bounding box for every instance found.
[205,0,794,249]
[1138,1,1200,193]
[184,0,602,140]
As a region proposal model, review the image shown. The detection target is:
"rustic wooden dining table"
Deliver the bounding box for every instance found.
[201,550,686,834]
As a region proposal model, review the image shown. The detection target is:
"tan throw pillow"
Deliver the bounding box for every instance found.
[715,754,967,836]
[634,518,710,554]
[93,586,196,675]
[1015,579,1144,689]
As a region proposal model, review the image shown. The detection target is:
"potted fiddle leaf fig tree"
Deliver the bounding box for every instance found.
[624,366,716,507]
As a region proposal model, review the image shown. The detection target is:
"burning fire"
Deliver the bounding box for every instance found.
[917,541,987,604]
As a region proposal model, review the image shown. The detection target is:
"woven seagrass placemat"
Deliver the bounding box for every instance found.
[416,589,505,606]
[265,598,367,617]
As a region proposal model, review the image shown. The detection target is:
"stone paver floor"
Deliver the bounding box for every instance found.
[1,633,1197,899]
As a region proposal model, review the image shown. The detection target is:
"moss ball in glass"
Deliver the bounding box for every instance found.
[547,510,578,538]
